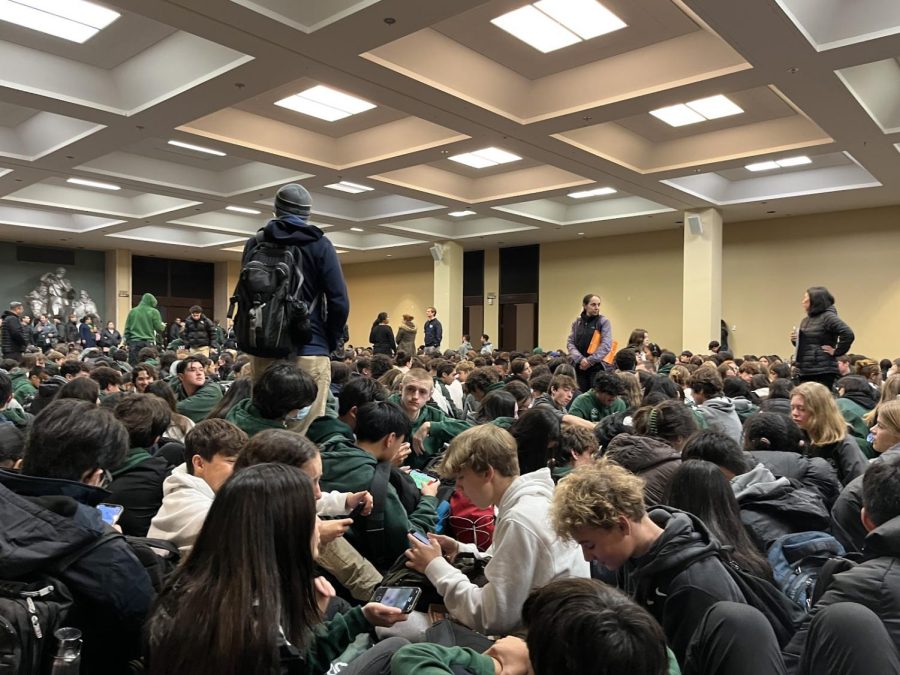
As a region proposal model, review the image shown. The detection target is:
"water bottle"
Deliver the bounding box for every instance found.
[50,627,82,674]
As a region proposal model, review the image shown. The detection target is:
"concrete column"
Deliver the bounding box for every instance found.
[483,247,499,346]
[433,241,463,351]
[105,249,132,330]
[682,208,723,353]
[214,260,242,324]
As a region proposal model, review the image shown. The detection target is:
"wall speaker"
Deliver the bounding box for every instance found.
[429,244,444,262]
[686,214,703,235]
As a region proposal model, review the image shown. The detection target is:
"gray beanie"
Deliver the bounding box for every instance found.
[274,183,312,217]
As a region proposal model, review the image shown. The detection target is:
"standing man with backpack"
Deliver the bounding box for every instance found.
[233,183,349,434]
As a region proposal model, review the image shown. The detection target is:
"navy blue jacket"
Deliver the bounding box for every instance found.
[424,318,442,349]
[0,469,155,675]
[242,214,349,356]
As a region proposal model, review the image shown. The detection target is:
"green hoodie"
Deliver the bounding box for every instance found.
[225,398,284,437]
[568,392,626,423]
[307,415,356,453]
[10,370,36,406]
[387,394,471,470]
[170,380,223,423]
[319,434,438,567]
[0,405,31,429]
[124,293,166,343]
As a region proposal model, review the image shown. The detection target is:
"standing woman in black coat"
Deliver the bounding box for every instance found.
[369,312,396,356]
[790,286,854,390]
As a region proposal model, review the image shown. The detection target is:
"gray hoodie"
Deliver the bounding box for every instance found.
[696,396,743,445]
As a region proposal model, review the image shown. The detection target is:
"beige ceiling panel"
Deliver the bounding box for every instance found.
[0,111,104,161]
[335,117,468,167]
[107,225,244,248]
[836,58,900,134]
[229,0,382,33]
[0,204,123,233]
[373,165,471,202]
[4,183,200,219]
[553,123,653,173]
[383,216,538,240]
[364,27,749,124]
[469,166,589,202]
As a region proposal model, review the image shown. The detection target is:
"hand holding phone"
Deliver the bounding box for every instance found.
[97,503,124,526]
[408,529,431,545]
[370,586,421,613]
[348,501,366,519]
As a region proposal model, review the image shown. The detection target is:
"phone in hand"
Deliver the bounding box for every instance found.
[347,500,366,519]
[371,586,422,613]
[408,529,431,546]
[409,469,435,489]
[97,503,124,526]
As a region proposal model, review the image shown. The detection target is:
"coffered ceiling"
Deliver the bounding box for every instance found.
[0,0,898,264]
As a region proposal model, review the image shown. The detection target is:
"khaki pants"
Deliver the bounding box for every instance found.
[189,346,210,357]
[248,354,330,435]
[317,537,383,602]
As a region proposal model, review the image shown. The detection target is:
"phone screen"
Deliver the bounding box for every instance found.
[409,529,431,545]
[97,503,124,526]
[374,586,420,612]
[348,501,365,518]
[409,470,434,489]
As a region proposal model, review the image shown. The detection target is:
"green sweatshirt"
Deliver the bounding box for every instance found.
[10,370,36,406]
[389,642,683,675]
[305,607,372,675]
[568,392,626,423]
[307,415,356,453]
[0,405,31,429]
[170,380,223,423]
[225,398,283,437]
[387,394,472,470]
[124,293,166,343]
[319,436,438,567]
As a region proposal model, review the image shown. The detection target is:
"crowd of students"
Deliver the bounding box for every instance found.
[2,309,900,674]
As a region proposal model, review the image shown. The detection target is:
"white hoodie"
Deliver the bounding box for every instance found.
[424,468,589,635]
[147,463,215,555]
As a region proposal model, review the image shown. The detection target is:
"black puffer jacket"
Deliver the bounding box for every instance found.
[750,450,841,509]
[794,306,854,377]
[760,397,791,417]
[182,315,215,348]
[805,434,867,486]
[784,511,900,670]
[731,463,831,553]
[831,445,900,553]
[604,434,681,505]
[618,507,745,664]
[0,310,26,359]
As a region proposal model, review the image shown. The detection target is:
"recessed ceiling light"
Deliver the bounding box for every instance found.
[325,181,373,194]
[168,140,226,157]
[0,0,120,43]
[275,85,375,122]
[491,0,625,53]
[386,254,392,257]
[350,227,364,232]
[449,210,476,217]
[449,147,521,169]
[226,206,261,214]
[568,186,617,199]
[745,156,812,172]
[776,155,812,167]
[650,95,743,127]
[67,177,120,190]
[577,232,585,235]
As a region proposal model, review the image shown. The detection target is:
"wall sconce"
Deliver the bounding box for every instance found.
[486,292,496,306]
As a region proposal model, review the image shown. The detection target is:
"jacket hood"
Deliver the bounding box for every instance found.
[731,397,756,413]
[225,398,282,437]
[139,293,157,307]
[1,310,15,319]
[703,396,736,414]
[604,434,681,474]
[307,416,356,448]
[731,463,790,501]
[261,214,324,246]
[0,406,29,426]
[497,468,554,517]
[627,506,720,581]
[863,513,900,559]
[842,387,879,410]
[161,463,214,501]
[0,468,110,507]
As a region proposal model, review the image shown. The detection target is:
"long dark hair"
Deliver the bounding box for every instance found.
[207,376,253,419]
[146,463,321,675]
[665,460,773,581]
[372,311,388,327]
[510,407,561,473]
[806,286,834,316]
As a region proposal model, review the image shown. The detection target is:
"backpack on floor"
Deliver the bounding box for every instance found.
[767,531,845,612]
[0,576,73,675]
[228,232,315,358]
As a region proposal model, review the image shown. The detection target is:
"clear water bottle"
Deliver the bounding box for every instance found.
[50,627,82,674]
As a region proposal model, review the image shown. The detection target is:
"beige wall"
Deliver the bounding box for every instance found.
[723,206,900,359]
[343,256,434,349]
[538,229,684,354]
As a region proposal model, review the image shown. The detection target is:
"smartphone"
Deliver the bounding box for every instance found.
[409,529,431,546]
[347,501,366,519]
[409,469,435,490]
[97,503,124,526]
[371,586,421,613]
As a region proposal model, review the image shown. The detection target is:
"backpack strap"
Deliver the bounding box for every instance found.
[51,531,123,575]
[365,460,393,567]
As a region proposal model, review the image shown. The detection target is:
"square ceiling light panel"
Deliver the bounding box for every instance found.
[650,95,744,127]
[276,85,376,122]
[774,0,900,51]
[448,147,521,168]
[745,155,811,172]
[0,0,119,43]
[325,181,373,194]
[491,0,626,53]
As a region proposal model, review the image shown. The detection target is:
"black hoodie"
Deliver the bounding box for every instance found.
[242,214,349,356]
[618,507,745,664]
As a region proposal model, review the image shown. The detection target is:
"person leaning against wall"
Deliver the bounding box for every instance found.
[567,294,614,392]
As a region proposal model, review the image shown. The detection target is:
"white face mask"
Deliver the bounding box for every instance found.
[286,405,312,422]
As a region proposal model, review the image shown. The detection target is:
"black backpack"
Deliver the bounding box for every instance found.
[0,576,73,675]
[228,232,315,358]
